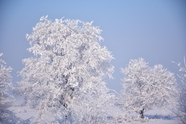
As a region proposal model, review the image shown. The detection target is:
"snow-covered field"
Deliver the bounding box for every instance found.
[10,105,179,124]
[125,120,178,124]
[141,109,178,124]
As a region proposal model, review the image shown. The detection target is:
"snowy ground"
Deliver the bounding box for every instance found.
[124,120,178,124]
[10,103,179,124]
[123,109,179,124]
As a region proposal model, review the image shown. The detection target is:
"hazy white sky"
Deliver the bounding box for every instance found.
[0,0,185,91]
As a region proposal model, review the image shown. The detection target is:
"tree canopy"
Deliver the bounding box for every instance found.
[120,58,178,118]
[17,16,114,123]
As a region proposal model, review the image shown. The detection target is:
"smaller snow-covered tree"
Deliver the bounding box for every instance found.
[0,53,17,123]
[120,58,178,119]
[174,57,186,124]
[120,58,149,119]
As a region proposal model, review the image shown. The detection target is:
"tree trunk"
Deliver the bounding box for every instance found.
[139,108,144,119]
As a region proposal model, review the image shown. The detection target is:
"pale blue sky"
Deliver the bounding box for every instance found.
[0,0,185,91]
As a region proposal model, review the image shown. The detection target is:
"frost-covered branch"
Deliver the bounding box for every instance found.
[173,57,186,124]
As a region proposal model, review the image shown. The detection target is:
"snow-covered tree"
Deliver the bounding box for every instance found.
[120,58,177,119]
[0,53,17,124]
[174,57,186,124]
[0,53,13,122]
[17,16,114,123]
[0,53,28,124]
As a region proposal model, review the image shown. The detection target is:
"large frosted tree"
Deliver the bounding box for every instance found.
[120,58,178,119]
[17,16,114,123]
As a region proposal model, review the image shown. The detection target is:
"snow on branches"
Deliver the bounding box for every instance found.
[120,58,178,119]
[17,16,114,123]
[174,57,186,124]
